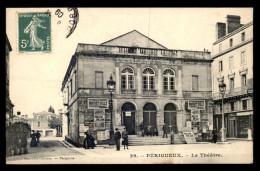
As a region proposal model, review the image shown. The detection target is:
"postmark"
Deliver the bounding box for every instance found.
[18,12,51,52]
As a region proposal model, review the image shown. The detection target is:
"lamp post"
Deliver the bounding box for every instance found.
[107,74,116,145]
[219,80,226,142]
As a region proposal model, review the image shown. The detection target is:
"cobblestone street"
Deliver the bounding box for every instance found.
[6,138,253,164]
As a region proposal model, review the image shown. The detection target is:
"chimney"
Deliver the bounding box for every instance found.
[226,15,241,34]
[216,22,226,40]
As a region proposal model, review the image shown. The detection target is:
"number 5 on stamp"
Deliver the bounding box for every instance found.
[18,12,51,52]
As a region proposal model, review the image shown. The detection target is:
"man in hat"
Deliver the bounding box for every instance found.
[114,128,121,151]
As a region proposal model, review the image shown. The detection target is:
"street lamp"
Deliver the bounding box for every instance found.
[107,74,116,145]
[219,80,226,142]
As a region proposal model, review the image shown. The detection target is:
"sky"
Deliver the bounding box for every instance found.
[6,8,253,118]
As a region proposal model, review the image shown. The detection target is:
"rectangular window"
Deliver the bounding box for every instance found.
[242,100,247,110]
[229,56,233,69]
[230,38,233,47]
[70,79,73,97]
[95,71,103,88]
[170,77,175,90]
[149,76,154,90]
[230,102,234,111]
[128,75,134,89]
[241,51,246,65]
[163,77,168,90]
[143,76,147,89]
[220,104,222,113]
[37,115,41,120]
[230,78,234,92]
[219,61,223,72]
[38,122,41,127]
[219,43,222,52]
[192,75,199,91]
[121,75,126,89]
[74,71,76,93]
[241,74,247,88]
[241,32,245,42]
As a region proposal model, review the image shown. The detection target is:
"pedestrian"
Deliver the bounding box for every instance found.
[30,131,37,147]
[212,130,218,143]
[122,128,129,150]
[170,130,175,144]
[35,131,41,144]
[89,134,96,149]
[147,125,152,137]
[83,131,91,149]
[162,123,168,138]
[139,122,145,137]
[114,128,121,151]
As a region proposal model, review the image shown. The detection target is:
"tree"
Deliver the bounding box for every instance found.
[48,115,62,129]
[48,105,55,113]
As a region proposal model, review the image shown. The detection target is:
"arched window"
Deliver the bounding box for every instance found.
[121,67,134,89]
[143,68,155,90]
[163,69,175,90]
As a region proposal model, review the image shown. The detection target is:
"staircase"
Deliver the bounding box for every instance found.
[128,134,185,146]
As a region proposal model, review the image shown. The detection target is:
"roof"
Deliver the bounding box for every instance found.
[213,21,253,45]
[100,30,167,49]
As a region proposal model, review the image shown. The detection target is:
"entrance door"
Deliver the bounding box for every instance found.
[228,120,236,137]
[164,103,178,133]
[143,103,157,132]
[122,102,136,135]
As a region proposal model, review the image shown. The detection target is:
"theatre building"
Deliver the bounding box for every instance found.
[212,15,253,138]
[61,30,213,146]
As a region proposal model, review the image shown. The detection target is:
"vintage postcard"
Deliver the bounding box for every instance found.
[6,8,253,164]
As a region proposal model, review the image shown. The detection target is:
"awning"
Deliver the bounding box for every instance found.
[237,111,253,116]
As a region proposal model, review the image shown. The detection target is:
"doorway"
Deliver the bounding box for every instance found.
[164,103,178,133]
[122,102,136,135]
[143,103,157,132]
[228,120,236,137]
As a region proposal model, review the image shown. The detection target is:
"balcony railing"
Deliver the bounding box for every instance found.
[143,90,157,95]
[213,87,250,100]
[163,89,177,95]
[76,44,211,60]
[121,89,136,95]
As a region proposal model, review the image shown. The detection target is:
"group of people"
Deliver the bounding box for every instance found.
[30,130,41,147]
[114,128,129,151]
[139,122,159,137]
[83,131,96,149]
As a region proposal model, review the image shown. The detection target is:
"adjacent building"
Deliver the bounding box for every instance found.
[61,30,214,146]
[212,15,253,138]
[6,34,14,127]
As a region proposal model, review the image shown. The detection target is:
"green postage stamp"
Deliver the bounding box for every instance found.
[18,12,51,52]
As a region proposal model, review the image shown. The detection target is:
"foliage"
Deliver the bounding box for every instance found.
[6,122,31,149]
[48,105,55,113]
[48,115,62,129]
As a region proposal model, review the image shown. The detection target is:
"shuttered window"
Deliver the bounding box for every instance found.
[95,71,103,88]
[192,75,199,91]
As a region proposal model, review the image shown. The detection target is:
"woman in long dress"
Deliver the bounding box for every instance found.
[24,15,46,50]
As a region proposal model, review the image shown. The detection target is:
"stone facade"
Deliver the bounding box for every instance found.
[212,16,253,138]
[61,30,213,146]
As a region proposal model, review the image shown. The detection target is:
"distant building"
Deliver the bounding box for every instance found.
[13,114,33,128]
[31,111,57,137]
[212,15,253,138]
[61,30,213,146]
[6,34,14,127]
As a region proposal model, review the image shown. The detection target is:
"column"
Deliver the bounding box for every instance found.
[115,63,120,95]
[177,66,183,97]
[137,64,142,95]
[158,65,162,96]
